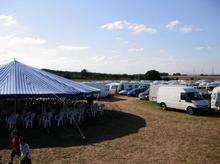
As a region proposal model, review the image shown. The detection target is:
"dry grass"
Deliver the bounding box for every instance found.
[1,95,220,164]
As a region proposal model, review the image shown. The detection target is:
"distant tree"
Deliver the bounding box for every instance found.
[81,69,88,74]
[81,69,89,77]
[64,73,71,79]
[145,70,161,80]
[173,73,181,76]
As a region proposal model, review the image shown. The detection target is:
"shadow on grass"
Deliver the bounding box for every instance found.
[166,108,220,118]
[100,96,127,102]
[196,110,220,118]
[0,110,146,150]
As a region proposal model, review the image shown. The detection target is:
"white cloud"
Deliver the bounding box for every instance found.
[166,20,181,30]
[101,20,156,34]
[0,14,17,26]
[100,20,129,30]
[128,24,157,34]
[128,48,144,52]
[179,25,201,33]
[92,55,107,63]
[9,36,46,46]
[194,45,211,51]
[166,20,201,33]
[124,41,130,44]
[0,35,46,53]
[57,45,89,51]
[115,37,131,45]
[115,37,122,40]
[158,49,167,54]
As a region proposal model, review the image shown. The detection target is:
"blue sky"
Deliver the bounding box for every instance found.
[0,0,219,74]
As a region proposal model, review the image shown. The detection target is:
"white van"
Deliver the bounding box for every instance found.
[106,83,120,94]
[206,82,220,93]
[157,86,209,115]
[149,84,162,101]
[211,87,220,110]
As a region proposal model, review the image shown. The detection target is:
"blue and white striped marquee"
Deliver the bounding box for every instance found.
[0,60,99,98]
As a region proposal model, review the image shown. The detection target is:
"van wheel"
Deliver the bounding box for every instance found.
[160,103,167,110]
[186,107,194,115]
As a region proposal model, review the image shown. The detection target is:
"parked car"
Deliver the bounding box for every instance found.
[157,86,210,115]
[127,88,148,97]
[118,81,139,92]
[119,90,129,95]
[138,89,149,100]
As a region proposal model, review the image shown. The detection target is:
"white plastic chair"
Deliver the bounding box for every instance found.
[43,115,51,128]
[24,112,34,128]
[55,114,63,127]
[25,116,32,128]
[6,117,16,130]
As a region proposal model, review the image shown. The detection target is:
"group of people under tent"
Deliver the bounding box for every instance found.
[0,97,105,131]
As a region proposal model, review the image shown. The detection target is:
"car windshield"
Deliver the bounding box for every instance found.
[186,92,204,100]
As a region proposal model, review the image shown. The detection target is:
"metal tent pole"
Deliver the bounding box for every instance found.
[53,94,86,140]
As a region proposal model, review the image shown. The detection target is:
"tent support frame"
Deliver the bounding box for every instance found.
[53,94,86,140]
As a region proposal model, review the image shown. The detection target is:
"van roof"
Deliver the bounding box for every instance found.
[213,86,220,92]
[159,85,196,91]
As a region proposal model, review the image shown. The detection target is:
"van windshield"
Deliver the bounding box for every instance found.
[186,92,204,100]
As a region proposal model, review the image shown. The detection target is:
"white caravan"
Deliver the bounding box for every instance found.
[106,83,120,94]
[206,82,220,93]
[157,86,209,115]
[211,87,220,110]
[149,84,162,101]
[83,82,109,98]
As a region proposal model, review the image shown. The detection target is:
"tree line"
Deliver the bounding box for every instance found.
[43,69,169,80]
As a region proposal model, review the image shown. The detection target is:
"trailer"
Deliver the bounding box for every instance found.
[211,86,220,110]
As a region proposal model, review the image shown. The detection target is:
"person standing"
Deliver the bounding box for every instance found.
[10,130,21,164]
[20,137,32,164]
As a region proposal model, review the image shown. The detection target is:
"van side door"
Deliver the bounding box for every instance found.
[178,93,188,110]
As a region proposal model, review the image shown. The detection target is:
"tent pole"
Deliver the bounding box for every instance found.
[73,119,86,139]
[53,94,86,139]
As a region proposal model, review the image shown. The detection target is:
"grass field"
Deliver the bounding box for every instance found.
[1,96,220,163]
